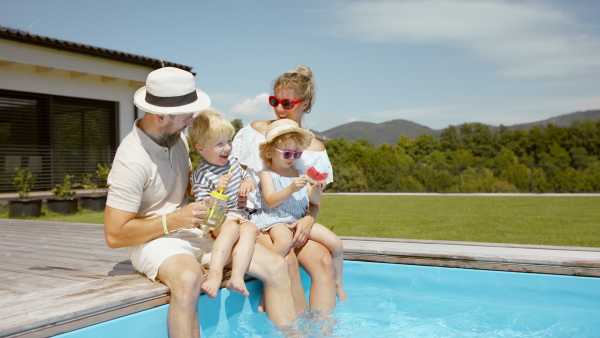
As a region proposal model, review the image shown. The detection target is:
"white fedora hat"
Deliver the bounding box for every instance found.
[133,67,211,115]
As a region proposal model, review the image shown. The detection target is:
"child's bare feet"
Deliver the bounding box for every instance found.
[225,277,250,297]
[201,276,222,298]
[257,290,266,312]
[336,284,349,301]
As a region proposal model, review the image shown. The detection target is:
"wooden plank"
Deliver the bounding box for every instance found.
[342,237,600,267]
[0,275,167,337]
[344,253,600,277]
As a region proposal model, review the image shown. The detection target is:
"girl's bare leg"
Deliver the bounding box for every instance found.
[269,224,294,257]
[201,221,238,298]
[308,223,348,300]
[226,222,258,297]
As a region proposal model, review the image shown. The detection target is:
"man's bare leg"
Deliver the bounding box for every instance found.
[296,240,336,309]
[157,254,204,338]
[246,242,297,325]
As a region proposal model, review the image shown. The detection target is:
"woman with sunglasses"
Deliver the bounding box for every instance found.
[232,66,345,314]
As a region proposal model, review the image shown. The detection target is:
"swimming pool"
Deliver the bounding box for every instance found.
[55,260,600,337]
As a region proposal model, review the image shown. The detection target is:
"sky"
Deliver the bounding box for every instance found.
[2,0,600,132]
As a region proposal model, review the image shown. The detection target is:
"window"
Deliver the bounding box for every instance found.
[0,89,118,193]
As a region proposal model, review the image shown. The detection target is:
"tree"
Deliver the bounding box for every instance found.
[440,125,459,152]
[397,135,413,151]
[231,119,243,132]
[493,147,519,166]
[409,133,439,161]
[498,164,530,191]
[496,127,528,159]
[538,143,570,165]
[527,126,547,163]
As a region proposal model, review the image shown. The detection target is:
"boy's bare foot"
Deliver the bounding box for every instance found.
[226,277,250,297]
[201,277,222,298]
[336,285,349,301]
[257,290,266,312]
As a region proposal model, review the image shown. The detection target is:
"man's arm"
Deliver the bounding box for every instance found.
[104,203,208,248]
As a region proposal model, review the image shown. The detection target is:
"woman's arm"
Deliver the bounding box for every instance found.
[289,202,318,249]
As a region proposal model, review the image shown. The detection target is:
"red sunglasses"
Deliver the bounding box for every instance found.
[269,96,304,110]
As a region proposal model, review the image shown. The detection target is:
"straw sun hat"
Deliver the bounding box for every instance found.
[133,67,211,115]
[262,119,314,145]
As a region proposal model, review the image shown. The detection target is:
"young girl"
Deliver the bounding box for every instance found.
[252,119,347,301]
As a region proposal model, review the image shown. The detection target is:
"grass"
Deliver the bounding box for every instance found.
[318,195,600,247]
[2,195,598,247]
[0,208,106,224]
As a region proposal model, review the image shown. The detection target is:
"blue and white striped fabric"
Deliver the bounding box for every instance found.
[190,156,249,217]
[251,169,309,231]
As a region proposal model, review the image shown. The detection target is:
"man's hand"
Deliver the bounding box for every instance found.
[174,201,208,229]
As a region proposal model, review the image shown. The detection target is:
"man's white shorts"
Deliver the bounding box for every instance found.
[127,228,214,282]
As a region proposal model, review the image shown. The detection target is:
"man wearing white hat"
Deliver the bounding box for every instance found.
[103,67,297,337]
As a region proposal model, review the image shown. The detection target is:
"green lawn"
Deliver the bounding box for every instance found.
[3,195,599,247]
[318,195,600,247]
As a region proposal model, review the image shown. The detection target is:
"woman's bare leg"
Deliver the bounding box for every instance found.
[308,223,347,300]
[257,233,308,314]
[246,242,297,325]
[295,239,336,309]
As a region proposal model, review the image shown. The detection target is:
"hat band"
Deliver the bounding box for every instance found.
[145,90,198,107]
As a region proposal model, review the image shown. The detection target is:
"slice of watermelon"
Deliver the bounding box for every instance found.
[305,167,329,183]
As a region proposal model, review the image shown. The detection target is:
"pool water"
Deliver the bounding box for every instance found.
[55,261,600,337]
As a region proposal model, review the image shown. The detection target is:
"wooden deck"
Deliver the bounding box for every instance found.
[1,219,599,337]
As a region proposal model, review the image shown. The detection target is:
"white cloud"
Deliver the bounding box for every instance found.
[230,93,270,116]
[326,0,600,78]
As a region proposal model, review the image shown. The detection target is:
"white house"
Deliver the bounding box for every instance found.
[0,26,195,193]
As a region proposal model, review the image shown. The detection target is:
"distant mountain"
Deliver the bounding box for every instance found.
[315,109,600,146]
[505,109,600,130]
[315,119,440,146]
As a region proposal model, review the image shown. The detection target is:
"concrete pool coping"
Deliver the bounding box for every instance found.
[1,219,599,337]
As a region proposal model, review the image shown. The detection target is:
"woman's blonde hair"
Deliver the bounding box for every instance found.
[272,65,315,114]
[188,108,235,147]
[259,132,311,168]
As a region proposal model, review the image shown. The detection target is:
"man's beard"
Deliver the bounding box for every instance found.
[160,129,183,148]
[158,115,185,148]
